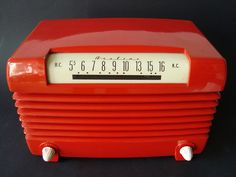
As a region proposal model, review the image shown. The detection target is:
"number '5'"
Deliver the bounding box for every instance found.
[69,60,76,71]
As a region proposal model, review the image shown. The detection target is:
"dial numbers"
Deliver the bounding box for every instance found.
[47,53,190,83]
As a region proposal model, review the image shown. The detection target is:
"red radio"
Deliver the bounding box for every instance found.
[7,18,226,162]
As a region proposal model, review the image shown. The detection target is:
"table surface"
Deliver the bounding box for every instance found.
[0,0,235,177]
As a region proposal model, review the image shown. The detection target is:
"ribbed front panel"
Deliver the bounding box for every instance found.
[14,92,219,141]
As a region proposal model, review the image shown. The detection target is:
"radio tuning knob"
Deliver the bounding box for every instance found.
[42,146,56,162]
[179,146,193,161]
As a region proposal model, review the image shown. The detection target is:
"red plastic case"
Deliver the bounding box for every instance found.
[7,18,226,162]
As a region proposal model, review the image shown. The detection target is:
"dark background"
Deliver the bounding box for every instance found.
[0,0,235,177]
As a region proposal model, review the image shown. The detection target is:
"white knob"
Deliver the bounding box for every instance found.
[179,146,193,161]
[42,147,55,162]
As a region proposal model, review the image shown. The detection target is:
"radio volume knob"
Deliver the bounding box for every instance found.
[42,146,56,162]
[179,146,193,161]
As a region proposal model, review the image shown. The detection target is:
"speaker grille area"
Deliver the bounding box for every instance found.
[14,92,219,140]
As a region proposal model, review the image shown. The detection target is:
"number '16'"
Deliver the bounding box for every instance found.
[159,61,165,72]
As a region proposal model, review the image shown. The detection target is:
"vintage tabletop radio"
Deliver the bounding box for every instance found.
[7,18,226,162]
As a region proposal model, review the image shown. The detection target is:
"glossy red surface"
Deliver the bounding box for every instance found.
[7,18,226,94]
[7,18,226,161]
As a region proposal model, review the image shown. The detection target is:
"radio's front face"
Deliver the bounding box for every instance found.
[46,53,190,84]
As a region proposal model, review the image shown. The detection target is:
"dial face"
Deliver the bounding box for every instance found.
[46,53,190,84]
